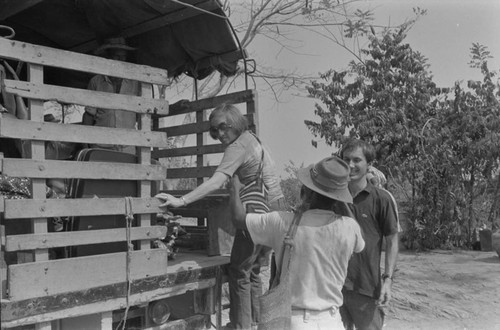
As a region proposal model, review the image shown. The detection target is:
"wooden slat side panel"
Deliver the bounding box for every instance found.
[2,255,229,326]
[1,253,228,325]
[8,249,170,300]
[1,159,166,180]
[157,114,255,137]
[0,38,169,85]
[166,166,217,179]
[160,120,210,137]
[3,197,163,219]
[4,80,169,115]
[0,115,168,147]
[158,114,255,136]
[5,226,168,251]
[152,144,225,158]
[163,90,257,117]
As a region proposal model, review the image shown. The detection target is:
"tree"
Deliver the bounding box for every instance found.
[279,161,303,209]
[306,24,500,249]
[164,0,403,189]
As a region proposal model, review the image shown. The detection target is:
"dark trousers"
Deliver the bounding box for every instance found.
[228,229,264,329]
[340,289,385,330]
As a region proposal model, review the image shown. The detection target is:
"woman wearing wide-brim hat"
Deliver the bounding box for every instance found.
[229,156,365,330]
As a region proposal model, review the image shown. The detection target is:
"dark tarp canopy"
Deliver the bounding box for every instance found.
[0,0,245,88]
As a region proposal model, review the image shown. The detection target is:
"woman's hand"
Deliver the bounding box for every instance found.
[155,193,185,208]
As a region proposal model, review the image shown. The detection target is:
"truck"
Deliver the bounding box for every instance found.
[0,1,259,328]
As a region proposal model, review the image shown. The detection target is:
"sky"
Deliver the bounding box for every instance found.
[243,0,500,177]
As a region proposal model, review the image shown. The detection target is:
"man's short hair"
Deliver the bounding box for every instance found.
[340,139,376,164]
[209,103,248,136]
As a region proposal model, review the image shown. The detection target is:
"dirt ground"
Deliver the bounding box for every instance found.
[215,249,500,330]
[384,250,500,330]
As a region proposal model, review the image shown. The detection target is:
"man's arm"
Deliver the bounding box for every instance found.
[229,175,248,230]
[377,232,398,306]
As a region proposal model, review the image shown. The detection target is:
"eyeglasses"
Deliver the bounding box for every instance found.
[209,122,232,139]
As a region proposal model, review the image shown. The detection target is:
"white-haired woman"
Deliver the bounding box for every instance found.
[156,103,284,329]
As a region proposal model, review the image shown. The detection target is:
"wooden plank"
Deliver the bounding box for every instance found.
[139,83,153,250]
[166,166,217,179]
[163,90,256,117]
[159,120,209,137]
[196,108,207,203]
[0,114,168,148]
[247,90,259,135]
[4,80,169,115]
[0,38,170,85]
[1,158,166,181]
[8,249,170,300]
[3,197,164,219]
[2,278,216,328]
[28,62,49,263]
[1,253,229,326]
[157,114,255,137]
[5,226,168,252]
[152,144,225,158]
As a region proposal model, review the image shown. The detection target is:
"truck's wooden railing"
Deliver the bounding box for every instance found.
[0,38,171,328]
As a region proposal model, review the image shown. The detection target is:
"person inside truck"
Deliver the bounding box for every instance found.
[156,103,284,329]
[228,156,365,329]
[82,37,139,154]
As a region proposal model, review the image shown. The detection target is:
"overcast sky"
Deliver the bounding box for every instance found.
[246,0,500,177]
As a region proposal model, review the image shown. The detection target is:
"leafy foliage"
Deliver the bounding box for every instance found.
[279,161,304,210]
[306,26,500,250]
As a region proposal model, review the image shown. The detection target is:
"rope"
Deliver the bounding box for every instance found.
[0,25,15,39]
[116,197,134,330]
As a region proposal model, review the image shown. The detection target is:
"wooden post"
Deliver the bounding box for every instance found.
[28,63,51,330]
[196,107,207,227]
[246,90,259,135]
[138,83,153,250]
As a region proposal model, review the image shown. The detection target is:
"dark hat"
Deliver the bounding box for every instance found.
[94,37,136,55]
[297,156,352,203]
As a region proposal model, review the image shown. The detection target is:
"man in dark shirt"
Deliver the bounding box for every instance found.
[339,139,399,330]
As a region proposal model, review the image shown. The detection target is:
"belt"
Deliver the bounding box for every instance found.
[291,307,338,320]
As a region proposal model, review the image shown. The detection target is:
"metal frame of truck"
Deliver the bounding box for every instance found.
[0,1,259,329]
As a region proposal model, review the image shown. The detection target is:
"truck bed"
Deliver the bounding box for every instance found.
[1,251,229,328]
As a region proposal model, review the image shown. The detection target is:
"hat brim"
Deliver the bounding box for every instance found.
[297,165,353,204]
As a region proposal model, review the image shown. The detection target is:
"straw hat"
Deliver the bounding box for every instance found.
[94,37,136,55]
[297,156,353,203]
